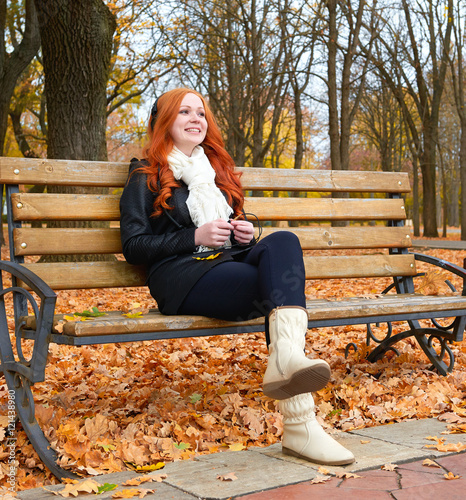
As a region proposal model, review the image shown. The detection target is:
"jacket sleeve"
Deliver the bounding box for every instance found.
[119,164,197,266]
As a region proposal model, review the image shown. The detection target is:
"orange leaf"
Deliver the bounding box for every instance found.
[423,459,441,468]
[444,472,460,480]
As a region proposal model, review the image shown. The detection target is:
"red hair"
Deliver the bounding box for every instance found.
[138,88,244,218]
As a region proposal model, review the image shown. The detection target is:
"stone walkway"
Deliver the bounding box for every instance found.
[17,418,466,500]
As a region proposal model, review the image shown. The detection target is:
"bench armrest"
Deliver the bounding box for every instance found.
[0,260,57,384]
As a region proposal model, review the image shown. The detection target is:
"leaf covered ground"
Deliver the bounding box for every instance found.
[1,245,466,491]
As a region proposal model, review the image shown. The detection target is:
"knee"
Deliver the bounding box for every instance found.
[263,230,301,249]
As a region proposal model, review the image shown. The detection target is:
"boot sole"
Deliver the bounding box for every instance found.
[263,362,331,400]
[282,446,355,466]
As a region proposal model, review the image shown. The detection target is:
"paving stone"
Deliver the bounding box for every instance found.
[250,429,427,473]
[236,478,393,500]
[163,450,317,499]
[17,469,196,500]
[392,478,466,500]
[397,467,445,489]
[434,452,466,475]
[338,469,399,491]
[350,418,466,458]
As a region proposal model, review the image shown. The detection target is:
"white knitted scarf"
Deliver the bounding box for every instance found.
[168,146,233,252]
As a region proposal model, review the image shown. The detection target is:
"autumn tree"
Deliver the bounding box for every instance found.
[368,0,453,238]
[154,0,310,173]
[448,0,466,240]
[0,0,40,156]
[323,0,378,173]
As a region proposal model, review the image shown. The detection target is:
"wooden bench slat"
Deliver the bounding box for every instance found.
[245,197,406,221]
[0,156,411,192]
[14,226,412,256]
[22,261,146,289]
[22,254,415,290]
[304,254,416,279]
[14,228,122,255]
[261,226,412,250]
[21,294,466,337]
[12,193,121,221]
[12,193,406,222]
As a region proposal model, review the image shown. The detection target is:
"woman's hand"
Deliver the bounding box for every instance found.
[195,219,233,248]
[231,219,254,245]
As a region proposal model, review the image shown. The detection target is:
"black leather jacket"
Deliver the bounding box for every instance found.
[119,159,252,314]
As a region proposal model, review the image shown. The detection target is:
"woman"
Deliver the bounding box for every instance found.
[119,88,354,466]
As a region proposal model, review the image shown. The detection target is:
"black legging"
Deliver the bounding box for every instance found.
[178,231,306,328]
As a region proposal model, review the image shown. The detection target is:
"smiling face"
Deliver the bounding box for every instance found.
[169,93,208,156]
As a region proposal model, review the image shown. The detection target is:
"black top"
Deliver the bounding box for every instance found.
[119,159,253,314]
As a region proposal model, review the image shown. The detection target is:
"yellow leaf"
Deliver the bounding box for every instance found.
[381,463,398,471]
[122,312,144,318]
[228,442,245,451]
[360,440,371,444]
[124,461,165,473]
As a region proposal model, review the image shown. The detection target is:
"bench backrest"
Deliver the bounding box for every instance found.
[0,157,415,290]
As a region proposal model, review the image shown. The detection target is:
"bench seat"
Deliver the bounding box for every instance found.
[20,294,466,342]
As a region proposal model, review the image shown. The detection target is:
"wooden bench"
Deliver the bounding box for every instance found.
[1,156,466,480]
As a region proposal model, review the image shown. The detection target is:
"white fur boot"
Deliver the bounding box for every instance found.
[263,306,331,399]
[279,392,355,465]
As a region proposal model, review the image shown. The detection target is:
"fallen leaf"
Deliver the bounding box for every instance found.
[423,459,441,468]
[425,442,466,452]
[151,474,167,482]
[381,463,398,471]
[122,476,155,486]
[360,440,371,444]
[444,472,460,480]
[98,483,118,494]
[228,442,246,451]
[310,475,332,484]
[335,472,362,479]
[317,466,331,475]
[122,312,144,318]
[217,472,238,481]
[124,462,165,473]
[44,478,100,497]
[112,489,155,498]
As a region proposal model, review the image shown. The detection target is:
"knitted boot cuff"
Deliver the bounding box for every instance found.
[278,392,315,424]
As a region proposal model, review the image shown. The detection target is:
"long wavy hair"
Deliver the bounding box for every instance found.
[139,88,244,218]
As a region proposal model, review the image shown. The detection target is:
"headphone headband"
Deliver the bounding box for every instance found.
[150,96,160,129]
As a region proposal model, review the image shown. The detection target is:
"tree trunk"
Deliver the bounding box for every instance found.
[34,0,116,261]
[34,0,116,160]
[412,155,420,237]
